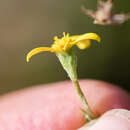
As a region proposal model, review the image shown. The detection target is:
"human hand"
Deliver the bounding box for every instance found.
[0,80,129,130]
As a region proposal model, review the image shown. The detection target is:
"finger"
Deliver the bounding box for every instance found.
[0,80,129,130]
[79,109,130,130]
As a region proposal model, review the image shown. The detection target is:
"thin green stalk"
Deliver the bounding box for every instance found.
[73,79,94,122]
[57,50,94,122]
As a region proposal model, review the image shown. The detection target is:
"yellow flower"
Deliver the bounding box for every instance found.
[26,32,101,121]
[26,32,101,62]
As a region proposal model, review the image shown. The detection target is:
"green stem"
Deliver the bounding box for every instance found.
[57,50,94,122]
[73,79,94,122]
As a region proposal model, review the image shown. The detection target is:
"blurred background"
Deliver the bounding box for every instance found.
[0,0,130,94]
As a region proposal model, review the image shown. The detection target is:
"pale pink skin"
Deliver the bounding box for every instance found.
[79,109,130,130]
[0,80,129,130]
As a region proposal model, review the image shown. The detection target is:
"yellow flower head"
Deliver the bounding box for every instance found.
[26,32,101,62]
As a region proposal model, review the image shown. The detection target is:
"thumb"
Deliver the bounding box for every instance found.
[79,109,130,130]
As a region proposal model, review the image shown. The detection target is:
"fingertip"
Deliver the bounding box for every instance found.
[0,80,129,130]
[79,109,130,130]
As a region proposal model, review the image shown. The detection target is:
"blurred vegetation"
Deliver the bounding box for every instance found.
[0,0,130,94]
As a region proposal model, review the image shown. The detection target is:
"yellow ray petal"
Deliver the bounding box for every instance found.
[76,39,91,50]
[73,33,101,43]
[26,47,54,62]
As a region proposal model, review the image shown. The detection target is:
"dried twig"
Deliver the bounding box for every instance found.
[82,0,130,25]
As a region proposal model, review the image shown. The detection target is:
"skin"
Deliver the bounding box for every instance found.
[79,109,130,130]
[0,80,129,130]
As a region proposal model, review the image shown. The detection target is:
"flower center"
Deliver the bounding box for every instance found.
[52,33,73,52]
